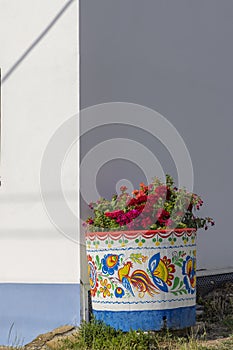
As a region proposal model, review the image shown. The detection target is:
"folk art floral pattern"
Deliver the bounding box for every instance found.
[86,229,197,309]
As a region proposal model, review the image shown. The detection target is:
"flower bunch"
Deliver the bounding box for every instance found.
[85,175,214,232]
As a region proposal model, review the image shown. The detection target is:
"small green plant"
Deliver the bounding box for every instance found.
[223,315,233,332]
[59,317,233,350]
[60,318,161,350]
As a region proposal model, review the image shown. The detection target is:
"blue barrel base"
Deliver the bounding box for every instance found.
[93,306,196,332]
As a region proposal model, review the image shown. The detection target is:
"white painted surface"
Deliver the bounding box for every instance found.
[0,0,79,282]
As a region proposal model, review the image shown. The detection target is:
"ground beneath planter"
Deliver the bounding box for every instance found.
[1,282,233,349]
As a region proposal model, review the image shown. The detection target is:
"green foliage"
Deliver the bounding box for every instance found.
[59,318,233,350]
[60,318,159,350]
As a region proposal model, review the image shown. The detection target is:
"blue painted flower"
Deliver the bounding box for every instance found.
[182,255,196,294]
[114,287,125,298]
[101,254,121,275]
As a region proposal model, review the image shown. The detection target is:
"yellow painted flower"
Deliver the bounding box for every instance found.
[99,279,111,298]
[151,255,176,287]
[138,241,143,247]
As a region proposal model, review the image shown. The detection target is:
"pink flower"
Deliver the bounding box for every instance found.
[141,217,153,229]
[120,186,127,192]
[155,186,171,200]
[136,195,148,204]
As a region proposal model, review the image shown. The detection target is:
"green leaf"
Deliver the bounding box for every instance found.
[171,291,178,296]
[179,289,188,295]
[172,256,177,264]
[175,262,183,268]
[130,253,143,264]
[179,280,184,288]
[171,277,180,290]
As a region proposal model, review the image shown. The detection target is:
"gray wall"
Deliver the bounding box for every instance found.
[80,0,233,271]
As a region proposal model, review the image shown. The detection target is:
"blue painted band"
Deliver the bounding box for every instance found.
[93,306,196,331]
[0,283,80,346]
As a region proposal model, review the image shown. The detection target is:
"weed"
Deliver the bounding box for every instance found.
[59,318,222,350]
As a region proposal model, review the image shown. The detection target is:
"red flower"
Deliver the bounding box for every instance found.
[187,203,193,211]
[155,209,171,225]
[127,195,147,207]
[139,182,148,193]
[132,189,139,196]
[135,204,145,212]
[105,210,124,218]
[136,195,148,204]
[127,198,137,207]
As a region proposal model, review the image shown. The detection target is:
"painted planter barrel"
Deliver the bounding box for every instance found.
[86,229,196,331]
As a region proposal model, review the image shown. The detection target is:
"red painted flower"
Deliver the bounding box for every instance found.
[161,256,176,286]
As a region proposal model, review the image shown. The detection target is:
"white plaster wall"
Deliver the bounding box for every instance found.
[0,0,79,282]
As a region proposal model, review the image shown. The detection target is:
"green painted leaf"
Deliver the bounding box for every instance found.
[179,280,184,288]
[172,257,177,264]
[171,276,180,290]
[130,253,143,264]
[175,262,183,268]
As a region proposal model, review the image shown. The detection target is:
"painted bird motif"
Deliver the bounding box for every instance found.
[118,261,158,297]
